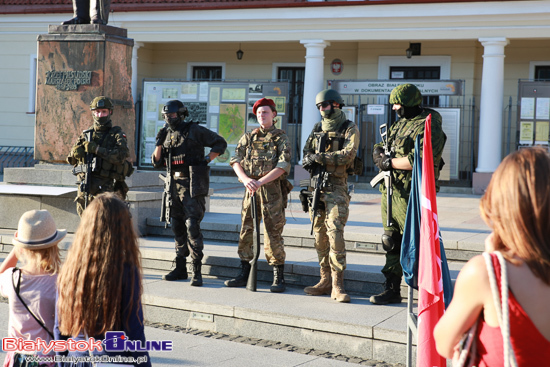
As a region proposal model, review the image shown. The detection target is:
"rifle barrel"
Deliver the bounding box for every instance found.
[246,192,260,292]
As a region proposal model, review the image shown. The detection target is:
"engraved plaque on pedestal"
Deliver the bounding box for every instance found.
[36,24,136,163]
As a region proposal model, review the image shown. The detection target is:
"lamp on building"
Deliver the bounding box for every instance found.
[406,43,421,59]
[236,43,244,60]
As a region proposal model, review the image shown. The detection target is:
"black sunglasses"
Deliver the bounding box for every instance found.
[316,101,331,109]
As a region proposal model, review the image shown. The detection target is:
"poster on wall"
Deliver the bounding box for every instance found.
[214,146,235,166]
[219,104,246,144]
[536,98,550,120]
[535,121,549,145]
[186,102,207,125]
[139,80,289,168]
[519,121,534,145]
[342,106,356,123]
[433,108,460,180]
[520,97,535,119]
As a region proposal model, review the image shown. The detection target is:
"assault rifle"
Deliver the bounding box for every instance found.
[80,129,94,210]
[159,147,173,228]
[246,192,261,292]
[370,123,394,227]
[308,132,328,235]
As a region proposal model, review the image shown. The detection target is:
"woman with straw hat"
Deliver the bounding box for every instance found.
[0,209,66,367]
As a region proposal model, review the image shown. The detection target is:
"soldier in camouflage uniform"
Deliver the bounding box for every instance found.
[370,83,446,305]
[225,98,293,293]
[301,89,360,303]
[152,100,227,287]
[67,96,132,217]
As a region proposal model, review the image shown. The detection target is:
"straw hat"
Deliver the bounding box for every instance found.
[12,210,67,250]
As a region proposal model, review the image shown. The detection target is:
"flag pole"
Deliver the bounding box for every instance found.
[406,285,418,367]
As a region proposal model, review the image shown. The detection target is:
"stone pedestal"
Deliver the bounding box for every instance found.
[36,24,135,163]
[1,165,161,234]
[1,165,214,236]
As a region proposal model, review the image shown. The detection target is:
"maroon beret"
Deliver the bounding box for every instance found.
[252,98,276,114]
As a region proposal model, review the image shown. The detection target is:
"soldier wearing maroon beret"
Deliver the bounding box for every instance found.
[225,98,293,293]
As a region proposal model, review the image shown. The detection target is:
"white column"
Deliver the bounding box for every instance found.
[476,37,509,172]
[300,40,330,161]
[131,42,143,105]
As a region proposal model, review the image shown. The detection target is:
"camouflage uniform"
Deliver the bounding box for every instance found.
[375,108,446,278]
[67,120,131,217]
[303,113,360,273]
[230,125,292,266]
[370,83,446,305]
[153,122,227,263]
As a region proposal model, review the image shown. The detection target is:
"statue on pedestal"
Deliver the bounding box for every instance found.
[62,0,111,25]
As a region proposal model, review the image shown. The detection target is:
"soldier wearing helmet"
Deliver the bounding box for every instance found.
[370,83,446,305]
[225,98,293,293]
[301,89,360,303]
[152,100,227,287]
[67,96,132,217]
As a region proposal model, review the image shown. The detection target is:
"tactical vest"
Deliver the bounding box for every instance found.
[313,120,356,178]
[92,126,131,181]
[242,128,286,179]
[388,108,445,191]
[163,123,205,169]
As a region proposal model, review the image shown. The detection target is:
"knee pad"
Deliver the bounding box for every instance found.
[186,218,201,239]
[381,231,402,252]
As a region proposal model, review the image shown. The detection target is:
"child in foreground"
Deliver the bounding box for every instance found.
[0,209,66,367]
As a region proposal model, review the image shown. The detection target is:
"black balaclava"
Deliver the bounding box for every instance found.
[396,105,423,119]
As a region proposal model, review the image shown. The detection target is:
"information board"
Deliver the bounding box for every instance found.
[517,81,550,148]
[139,80,289,168]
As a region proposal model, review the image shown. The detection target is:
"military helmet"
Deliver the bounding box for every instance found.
[389,84,423,107]
[315,89,345,107]
[90,96,114,110]
[252,98,276,114]
[162,100,189,118]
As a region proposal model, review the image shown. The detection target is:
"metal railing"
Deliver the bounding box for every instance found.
[0,146,37,174]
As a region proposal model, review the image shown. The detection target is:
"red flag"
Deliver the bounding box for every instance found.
[417,114,445,367]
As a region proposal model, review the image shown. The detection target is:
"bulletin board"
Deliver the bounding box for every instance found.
[517,81,550,148]
[138,80,289,168]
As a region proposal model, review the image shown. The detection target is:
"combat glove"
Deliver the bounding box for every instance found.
[302,154,316,171]
[372,146,384,166]
[72,146,86,159]
[83,141,98,154]
[156,127,168,146]
[302,154,319,173]
[376,155,392,171]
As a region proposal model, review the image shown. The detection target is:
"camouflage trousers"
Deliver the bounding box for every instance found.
[380,183,409,278]
[171,177,206,262]
[238,180,286,266]
[310,184,350,273]
[75,176,115,217]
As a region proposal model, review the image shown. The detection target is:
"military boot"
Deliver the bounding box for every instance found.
[369,274,402,305]
[224,261,251,287]
[190,261,203,287]
[304,267,332,296]
[331,270,350,303]
[162,256,188,281]
[270,265,286,293]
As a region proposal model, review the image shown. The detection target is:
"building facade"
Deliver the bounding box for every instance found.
[1,0,549,187]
